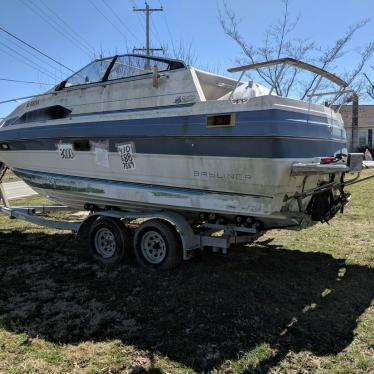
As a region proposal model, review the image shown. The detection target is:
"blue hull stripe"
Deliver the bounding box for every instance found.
[0,109,345,141]
[5,136,346,158]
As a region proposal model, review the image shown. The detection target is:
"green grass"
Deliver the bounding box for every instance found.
[2,169,20,183]
[0,172,373,373]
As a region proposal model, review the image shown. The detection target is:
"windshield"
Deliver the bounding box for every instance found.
[108,55,169,80]
[65,57,113,87]
[60,54,185,89]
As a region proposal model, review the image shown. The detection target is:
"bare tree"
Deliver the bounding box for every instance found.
[163,40,229,75]
[219,0,374,102]
[162,39,198,66]
[364,68,374,99]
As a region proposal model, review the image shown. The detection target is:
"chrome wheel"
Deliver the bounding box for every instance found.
[94,227,116,258]
[141,230,167,264]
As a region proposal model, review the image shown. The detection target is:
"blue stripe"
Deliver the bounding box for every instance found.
[5,136,346,158]
[0,109,347,158]
[0,109,345,141]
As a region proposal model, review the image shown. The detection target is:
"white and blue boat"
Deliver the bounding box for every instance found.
[0,54,362,231]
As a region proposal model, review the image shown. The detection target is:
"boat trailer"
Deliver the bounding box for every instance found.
[0,163,261,269]
[1,156,373,269]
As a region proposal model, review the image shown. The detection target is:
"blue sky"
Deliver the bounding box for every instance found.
[0,0,373,118]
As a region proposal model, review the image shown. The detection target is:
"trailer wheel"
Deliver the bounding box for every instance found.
[89,217,130,265]
[134,219,182,270]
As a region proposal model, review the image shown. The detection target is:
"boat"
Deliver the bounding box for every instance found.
[0,54,371,233]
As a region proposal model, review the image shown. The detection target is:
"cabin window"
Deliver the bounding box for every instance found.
[14,105,71,125]
[1,117,18,128]
[65,58,113,87]
[206,113,235,128]
[108,55,169,81]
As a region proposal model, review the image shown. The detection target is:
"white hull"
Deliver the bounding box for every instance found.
[4,150,314,195]
[2,149,333,228]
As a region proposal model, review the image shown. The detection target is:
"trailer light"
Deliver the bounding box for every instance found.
[320,157,335,164]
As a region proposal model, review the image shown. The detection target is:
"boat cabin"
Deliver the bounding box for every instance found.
[1,54,273,127]
[1,54,348,128]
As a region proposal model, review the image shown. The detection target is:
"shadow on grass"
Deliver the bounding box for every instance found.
[0,230,373,372]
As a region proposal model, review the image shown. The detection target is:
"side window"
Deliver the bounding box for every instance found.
[206,113,235,128]
[368,129,373,147]
[1,117,18,128]
[108,55,169,81]
[358,129,367,146]
[65,58,113,87]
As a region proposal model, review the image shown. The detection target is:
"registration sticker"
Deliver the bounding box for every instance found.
[117,143,136,170]
[57,143,75,160]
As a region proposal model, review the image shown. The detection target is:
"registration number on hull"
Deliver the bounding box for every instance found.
[117,143,136,170]
[57,143,75,160]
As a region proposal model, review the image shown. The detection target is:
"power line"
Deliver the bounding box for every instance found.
[39,0,94,53]
[150,17,163,52]
[87,0,129,50]
[0,33,65,75]
[0,39,60,79]
[0,42,59,81]
[131,0,146,34]
[22,0,91,56]
[100,0,141,44]
[133,3,163,56]
[29,0,92,55]
[0,25,74,72]
[0,46,57,81]
[0,78,53,85]
[159,1,176,56]
[132,0,165,56]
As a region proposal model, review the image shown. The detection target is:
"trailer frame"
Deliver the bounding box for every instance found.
[0,163,261,267]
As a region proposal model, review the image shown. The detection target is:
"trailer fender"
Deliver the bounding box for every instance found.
[76,214,100,240]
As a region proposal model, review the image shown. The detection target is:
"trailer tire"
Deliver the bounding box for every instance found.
[88,217,130,265]
[134,219,182,270]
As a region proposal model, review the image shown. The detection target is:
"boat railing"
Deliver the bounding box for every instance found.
[306,89,356,112]
[227,57,349,107]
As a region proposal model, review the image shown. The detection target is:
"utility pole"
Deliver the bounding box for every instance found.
[133,2,163,58]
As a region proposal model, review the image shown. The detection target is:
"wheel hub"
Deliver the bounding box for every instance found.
[94,228,116,258]
[141,230,167,264]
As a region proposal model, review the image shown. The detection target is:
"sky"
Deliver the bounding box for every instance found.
[0,0,373,119]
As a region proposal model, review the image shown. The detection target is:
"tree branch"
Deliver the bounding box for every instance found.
[219,0,373,101]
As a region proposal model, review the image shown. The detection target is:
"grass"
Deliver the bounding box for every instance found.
[2,169,20,183]
[0,172,373,373]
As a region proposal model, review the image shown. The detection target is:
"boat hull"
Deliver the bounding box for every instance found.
[0,99,347,228]
[13,167,309,229]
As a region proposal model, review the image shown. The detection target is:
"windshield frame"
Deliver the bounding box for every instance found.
[56,54,186,91]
